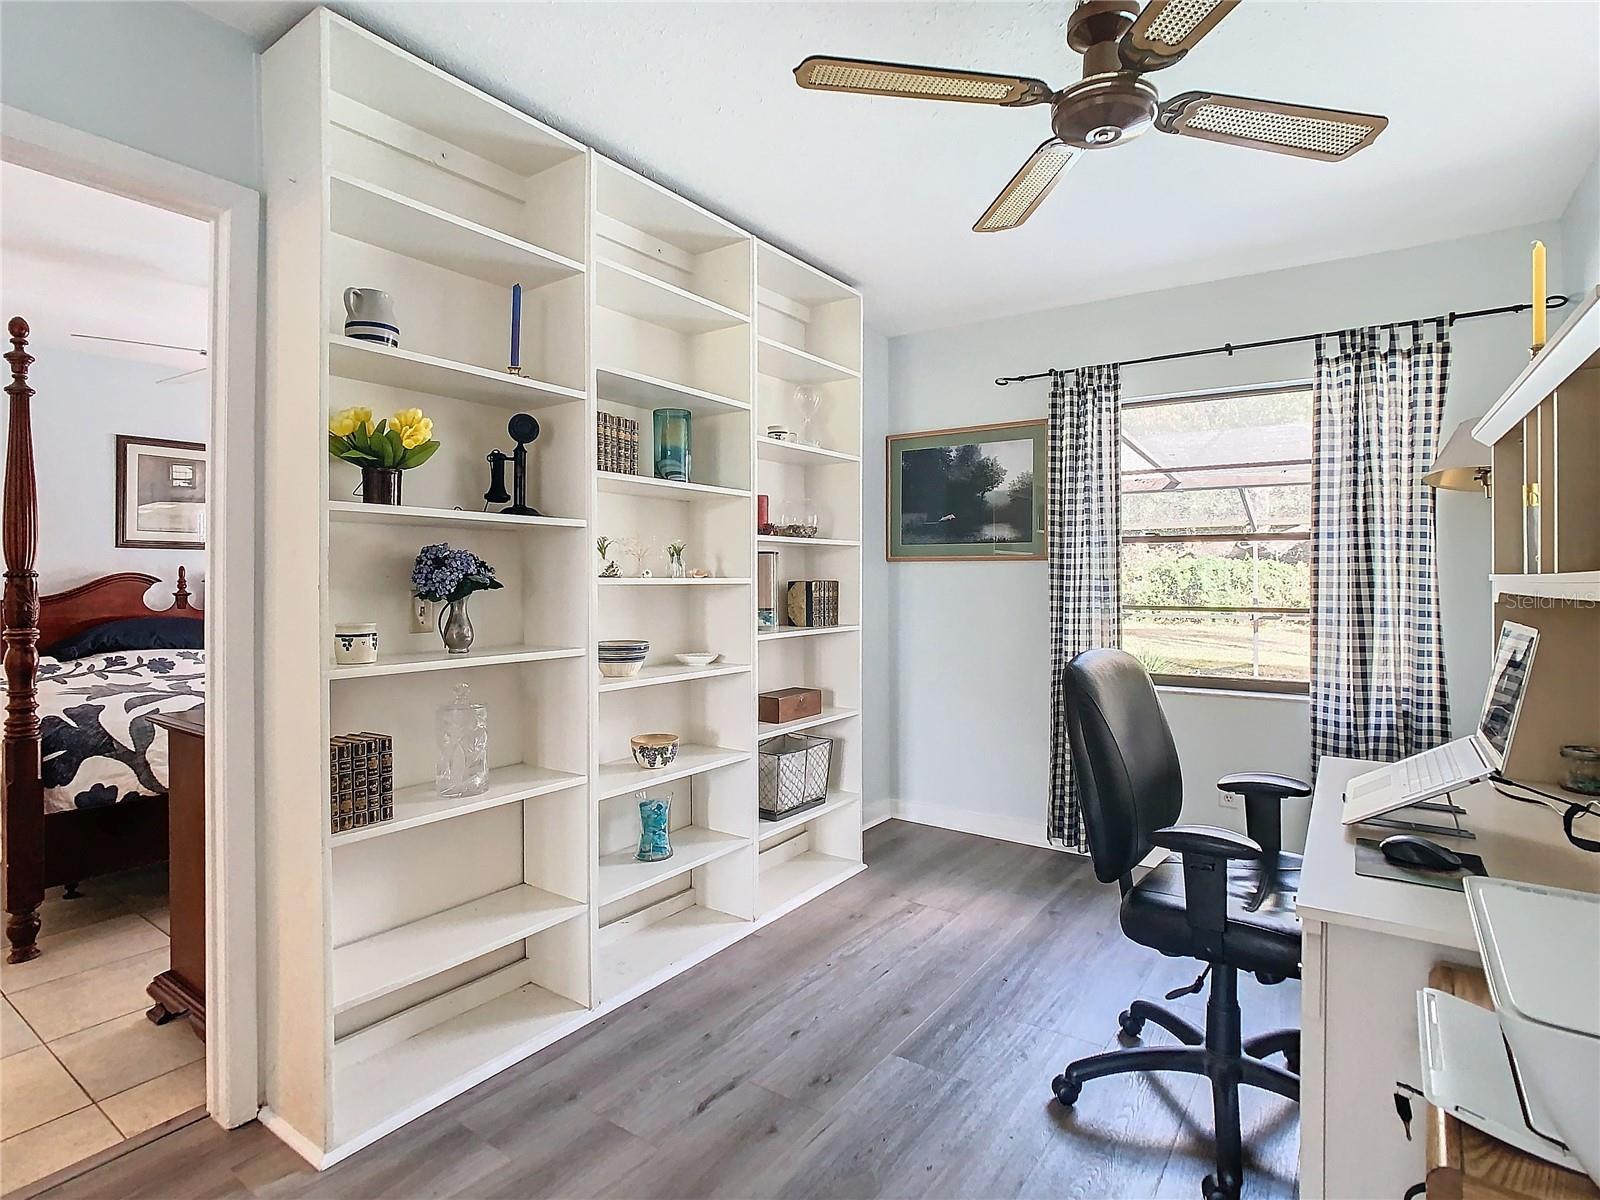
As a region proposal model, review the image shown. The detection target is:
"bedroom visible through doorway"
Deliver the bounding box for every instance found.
[0,161,214,1190]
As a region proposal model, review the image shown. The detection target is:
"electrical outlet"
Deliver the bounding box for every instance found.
[411,597,433,634]
[1218,789,1240,810]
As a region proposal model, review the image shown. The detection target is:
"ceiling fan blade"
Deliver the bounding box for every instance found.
[1156,91,1388,160]
[793,56,1052,107]
[157,367,209,385]
[71,332,207,355]
[1120,0,1239,71]
[973,140,1077,233]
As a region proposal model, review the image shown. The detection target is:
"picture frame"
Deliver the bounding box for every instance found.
[887,419,1047,562]
[115,434,208,549]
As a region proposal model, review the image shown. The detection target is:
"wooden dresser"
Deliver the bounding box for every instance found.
[147,707,206,1039]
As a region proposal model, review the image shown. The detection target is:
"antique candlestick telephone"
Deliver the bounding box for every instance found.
[484,413,542,516]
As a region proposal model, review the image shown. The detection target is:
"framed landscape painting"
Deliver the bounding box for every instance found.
[115,434,208,549]
[887,420,1047,561]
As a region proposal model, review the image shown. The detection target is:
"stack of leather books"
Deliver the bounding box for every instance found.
[329,732,394,834]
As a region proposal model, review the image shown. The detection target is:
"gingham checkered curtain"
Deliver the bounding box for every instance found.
[1048,365,1122,849]
[1310,322,1452,764]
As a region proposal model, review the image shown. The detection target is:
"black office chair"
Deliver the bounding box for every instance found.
[1051,648,1311,1200]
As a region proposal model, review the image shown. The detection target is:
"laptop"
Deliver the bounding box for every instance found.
[1342,621,1539,826]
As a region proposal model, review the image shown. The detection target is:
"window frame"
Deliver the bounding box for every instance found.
[1119,382,1313,696]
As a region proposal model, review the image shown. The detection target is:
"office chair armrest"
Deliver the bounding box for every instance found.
[1217,773,1309,859]
[1150,824,1261,956]
[1151,824,1262,861]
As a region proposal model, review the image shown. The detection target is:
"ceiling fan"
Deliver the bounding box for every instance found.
[793,0,1389,233]
[71,332,208,384]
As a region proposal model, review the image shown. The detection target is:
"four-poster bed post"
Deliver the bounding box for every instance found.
[4,316,43,962]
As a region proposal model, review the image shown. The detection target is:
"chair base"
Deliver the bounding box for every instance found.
[1051,966,1300,1200]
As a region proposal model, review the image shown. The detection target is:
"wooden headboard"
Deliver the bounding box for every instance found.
[38,567,203,655]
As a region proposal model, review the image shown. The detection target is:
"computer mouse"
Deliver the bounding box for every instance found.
[1379,834,1463,872]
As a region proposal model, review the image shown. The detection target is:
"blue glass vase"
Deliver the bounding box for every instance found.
[653,408,691,482]
[636,794,673,862]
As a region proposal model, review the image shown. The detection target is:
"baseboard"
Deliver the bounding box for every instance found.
[259,1107,326,1170]
[889,798,1083,853]
[861,794,893,830]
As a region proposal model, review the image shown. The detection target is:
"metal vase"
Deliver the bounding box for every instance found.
[437,596,475,655]
[361,465,402,505]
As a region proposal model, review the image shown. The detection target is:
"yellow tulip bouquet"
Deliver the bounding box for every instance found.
[328,406,441,471]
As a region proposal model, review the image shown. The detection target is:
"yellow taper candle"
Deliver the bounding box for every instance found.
[1532,240,1547,351]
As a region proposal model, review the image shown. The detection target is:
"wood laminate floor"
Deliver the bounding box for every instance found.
[22,822,1299,1200]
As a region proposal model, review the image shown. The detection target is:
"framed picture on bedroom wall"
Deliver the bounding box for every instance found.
[887,419,1047,561]
[115,435,208,549]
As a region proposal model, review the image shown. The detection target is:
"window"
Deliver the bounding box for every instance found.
[1120,384,1312,693]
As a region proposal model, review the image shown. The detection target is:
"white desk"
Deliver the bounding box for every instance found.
[1297,758,1600,1200]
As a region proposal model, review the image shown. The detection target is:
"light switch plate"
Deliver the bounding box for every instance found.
[1218,789,1240,809]
[411,597,433,634]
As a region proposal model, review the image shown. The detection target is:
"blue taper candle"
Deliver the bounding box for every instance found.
[509,283,522,371]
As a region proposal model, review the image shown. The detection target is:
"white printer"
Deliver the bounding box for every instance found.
[1416,877,1600,1183]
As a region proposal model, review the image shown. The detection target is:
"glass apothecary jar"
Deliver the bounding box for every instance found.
[436,682,489,798]
[1561,745,1600,796]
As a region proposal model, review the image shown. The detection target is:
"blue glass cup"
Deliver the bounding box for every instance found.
[653,408,691,482]
[636,794,673,862]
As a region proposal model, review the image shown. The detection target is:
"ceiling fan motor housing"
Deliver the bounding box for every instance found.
[1052,74,1159,148]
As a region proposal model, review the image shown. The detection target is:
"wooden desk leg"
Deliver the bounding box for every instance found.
[147,970,205,1040]
[148,727,205,1041]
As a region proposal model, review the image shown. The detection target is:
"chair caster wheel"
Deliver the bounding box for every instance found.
[1117,1009,1145,1040]
[1202,1174,1238,1200]
[1052,1074,1081,1107]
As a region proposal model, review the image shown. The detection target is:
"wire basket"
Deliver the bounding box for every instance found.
[758,733,832,820]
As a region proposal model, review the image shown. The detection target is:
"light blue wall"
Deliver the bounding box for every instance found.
[0,1,261,190]
[883,221,1565,846]
[861,327,892,826]
[1560,154,1600,295]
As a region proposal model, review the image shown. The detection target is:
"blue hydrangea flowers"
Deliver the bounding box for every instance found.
[410,543,505,603]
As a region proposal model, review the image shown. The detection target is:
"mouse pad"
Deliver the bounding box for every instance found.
[1354,839,1488,891]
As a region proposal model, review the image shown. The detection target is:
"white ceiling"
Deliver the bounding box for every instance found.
[201,1,1599,336]
[0,163,211,370]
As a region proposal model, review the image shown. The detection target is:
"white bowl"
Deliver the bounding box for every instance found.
[599,660,645,678]
[674,652,720,667]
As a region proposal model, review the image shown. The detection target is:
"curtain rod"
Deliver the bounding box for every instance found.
[993,295,1571,386]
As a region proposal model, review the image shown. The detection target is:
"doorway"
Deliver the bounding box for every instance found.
[0,107,258,1192]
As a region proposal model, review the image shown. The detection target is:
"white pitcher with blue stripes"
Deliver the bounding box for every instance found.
[343,287,399,347]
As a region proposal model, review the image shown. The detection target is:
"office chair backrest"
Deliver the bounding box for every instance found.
[1064,648,1184,884]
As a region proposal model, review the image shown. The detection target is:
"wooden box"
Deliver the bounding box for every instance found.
[759,687,822,725]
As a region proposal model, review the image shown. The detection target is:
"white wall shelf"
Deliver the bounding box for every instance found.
[333,884,586,1014]
[756,336,859,385]
[329,337,586,411]
[333,981,587,1156]
[597,662,752,693]
[327,501,585,531]
[595,744,749,800]
[332,765,586,846]
[758,625,862,642]
[330,173,582,289]
[596,828,749,905]
[759,707,860,739]
[262,10,862,1167]
[758,534,861,549]
[596,366,749,415]
[326,644,584,681]
[757,852,865,920]
[595,473,750,503]
[757,437,861,466]
[757,791,861,845]
[595,258,748,334]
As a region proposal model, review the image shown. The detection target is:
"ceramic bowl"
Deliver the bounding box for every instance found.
[674,652,720,667]
[630,733,679,770]
[599,660,645,679]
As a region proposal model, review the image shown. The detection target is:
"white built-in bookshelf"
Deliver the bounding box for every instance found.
[260,10,863,1166]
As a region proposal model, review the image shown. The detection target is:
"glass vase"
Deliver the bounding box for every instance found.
[436,682,489,798]
[635,793,673,862]
[653,408,692,482]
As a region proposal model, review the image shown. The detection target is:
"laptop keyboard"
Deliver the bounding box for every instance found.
[1396,741,1484,797]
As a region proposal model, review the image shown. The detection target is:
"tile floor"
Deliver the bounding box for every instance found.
[0,865,205,1193]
